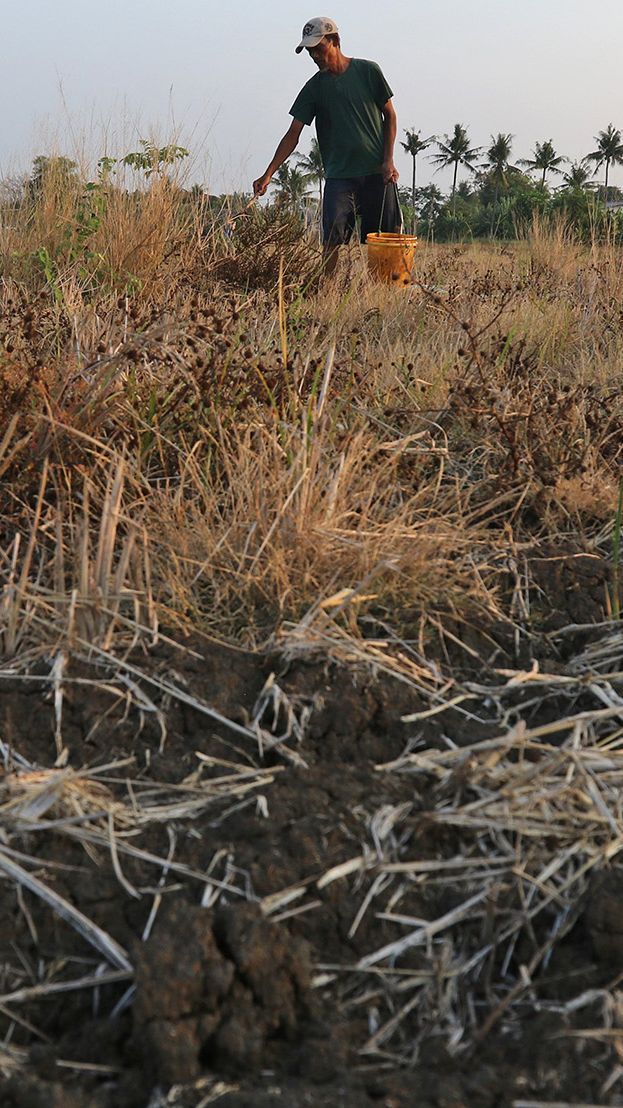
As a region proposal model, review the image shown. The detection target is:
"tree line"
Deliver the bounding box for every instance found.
[271,124,623,241]
[6,125,623,246]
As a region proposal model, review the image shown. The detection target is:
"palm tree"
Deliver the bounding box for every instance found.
[482,133,517,234]
[400,128,434,232]
[456,181,473,200]
[519,140,566,188]
[271,164,312,212]
[559,160,593,191]
[586,125,623,191]
[415,183,445,238]
[295,138,324,207]
[429,124,481,216]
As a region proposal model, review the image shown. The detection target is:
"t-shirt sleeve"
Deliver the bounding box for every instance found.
[367,62,393,107]
[290,79,317,126]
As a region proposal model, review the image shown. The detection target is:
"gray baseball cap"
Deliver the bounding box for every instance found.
[295,17,339,54]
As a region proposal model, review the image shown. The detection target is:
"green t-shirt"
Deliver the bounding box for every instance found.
[289,58,393,179]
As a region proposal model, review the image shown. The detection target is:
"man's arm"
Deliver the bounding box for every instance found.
[253,119,306,196]
[381,100,399,184]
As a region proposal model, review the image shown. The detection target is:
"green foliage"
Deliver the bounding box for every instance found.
[487,176,549,238]
[398,121,623,243]
[417,169,583,242]
[97,156,117,183]
[122,139,189,176]
[34,246,64,305]
[414,184,444,236]
[26,151,143,296]
[477,135,521,236]
[551,184,599,229]
[456,181,474,200]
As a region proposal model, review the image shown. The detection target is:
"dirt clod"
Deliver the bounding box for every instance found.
[586,870,623,963]
[133,901,311,1084]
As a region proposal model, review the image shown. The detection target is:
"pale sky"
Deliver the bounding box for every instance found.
[3,0,623,193]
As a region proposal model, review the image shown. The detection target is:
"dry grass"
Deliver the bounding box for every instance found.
[2,182,622,657]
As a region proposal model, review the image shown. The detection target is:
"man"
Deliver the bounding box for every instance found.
[253,17,400,277]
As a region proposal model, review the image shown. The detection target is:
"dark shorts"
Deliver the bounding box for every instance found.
[322,174,400,245]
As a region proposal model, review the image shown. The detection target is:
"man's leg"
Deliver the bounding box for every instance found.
[321,179,356,279]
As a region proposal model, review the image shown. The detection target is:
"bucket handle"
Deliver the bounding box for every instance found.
[378,181,404,235]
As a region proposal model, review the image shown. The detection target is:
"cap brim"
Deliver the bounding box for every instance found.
[295,34,324,54]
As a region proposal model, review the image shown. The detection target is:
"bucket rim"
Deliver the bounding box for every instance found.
[366,232,418,244]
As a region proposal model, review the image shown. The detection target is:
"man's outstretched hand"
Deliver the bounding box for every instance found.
[253,173,272,197]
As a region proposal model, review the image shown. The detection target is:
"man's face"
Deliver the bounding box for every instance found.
[307,38,331,70]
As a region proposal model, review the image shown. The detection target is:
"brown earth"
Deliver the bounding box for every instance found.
[0,566,622,1108]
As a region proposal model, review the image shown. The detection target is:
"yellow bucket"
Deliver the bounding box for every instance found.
[366,231,417,286]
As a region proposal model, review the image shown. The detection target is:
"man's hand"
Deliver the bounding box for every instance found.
[254,122,304,198]
[382,160,399,184]
[253,173,272,197]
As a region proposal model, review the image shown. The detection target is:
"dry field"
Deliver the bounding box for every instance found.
[1,170,623,1106]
